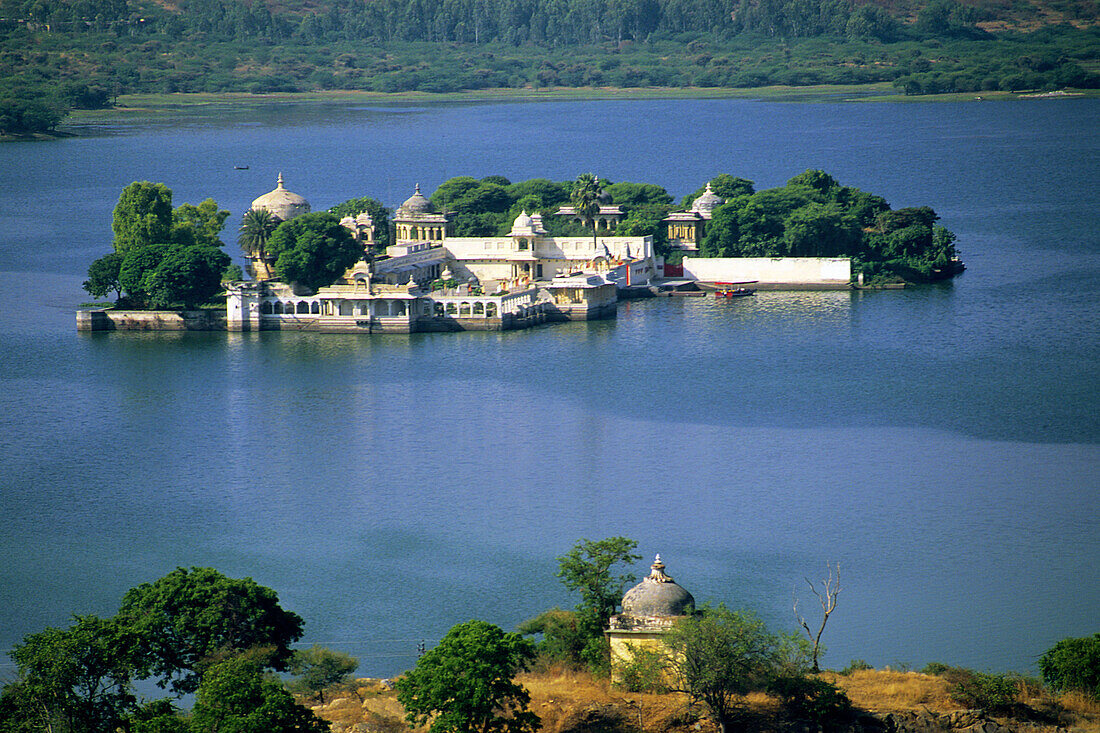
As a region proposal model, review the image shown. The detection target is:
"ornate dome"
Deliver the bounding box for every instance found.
[621,555,695,620]
[595,176,613,205]
[690,182,724,216]
[251,173,310,221]
[397,184,433,215]
[510,210,536,236]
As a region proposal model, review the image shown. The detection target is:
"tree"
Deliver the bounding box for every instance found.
[143,243,230,309]
[569,173,602,251]
[83,251,123,300]
[794,562,840,673]
[238,208,283,276]
[394,620,540,733]
[555,537,640,669]
[7,615,138,733]
[664,605,801,733]
[556,537,641,633]
[172,199,230,249]
[191,657,330,733]
[112,181,174,254]
[119,243,169,305]
[117,567,304,694]
[1038,633,1100,700]
[288,645,359,704]
[327,196,391,248]
[266,212,362,293]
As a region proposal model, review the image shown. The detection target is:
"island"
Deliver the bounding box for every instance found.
[78,171,963,333]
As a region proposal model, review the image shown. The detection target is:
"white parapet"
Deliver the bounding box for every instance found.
[681,257,851,286]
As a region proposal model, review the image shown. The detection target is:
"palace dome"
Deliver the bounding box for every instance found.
[397,184,433,215]
[621,555,695,620]
[251,173,310,221]
[690,182,724,217]
[510,210,536,236]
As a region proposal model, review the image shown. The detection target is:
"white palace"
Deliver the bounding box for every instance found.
[227,177,659,334]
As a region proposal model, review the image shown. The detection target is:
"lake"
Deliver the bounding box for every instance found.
[0,96,1097,679]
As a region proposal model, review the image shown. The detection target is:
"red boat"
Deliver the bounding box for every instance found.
[714,282,756,298]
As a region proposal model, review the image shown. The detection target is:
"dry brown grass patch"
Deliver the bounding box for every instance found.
[828,669,955,713]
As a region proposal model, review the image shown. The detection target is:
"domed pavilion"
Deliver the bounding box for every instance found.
[250,173,311,222]
[607,554,695,681]
[663,181,725,252]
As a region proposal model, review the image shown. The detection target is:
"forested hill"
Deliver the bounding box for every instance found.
[2,0,1099,134]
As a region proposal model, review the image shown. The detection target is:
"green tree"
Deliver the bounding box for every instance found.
[119,243,169,305]
[83,251,124,301]
[682,175,755,207]
[288,645,359,704]
[266,213,362,293]
[1038,633,1100,700]
[7,615,138,733]
[569,173,603,251]
[172,199,230,249]
[117,567,304,695]
[144,243,230,309]
[112,181,174,254]
[555,537,640,669]
[238,208,283,276]
[191,657,330,733]
[394,620,540,733]
[664,605,802,733]
[327,196,392,248]
[515,608,587,668]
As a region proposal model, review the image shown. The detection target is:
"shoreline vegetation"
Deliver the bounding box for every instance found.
[45,83,1100,128]
[2,0,1099,139]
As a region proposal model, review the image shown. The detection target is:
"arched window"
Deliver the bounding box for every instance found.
[473,302,484,316]
[446,302,457,316]
[261,301,274,314]
[486,302,497,317]
[434,302,445,316]
[297,301,309,314]
[273,301,284,314]
[311,302,320,314]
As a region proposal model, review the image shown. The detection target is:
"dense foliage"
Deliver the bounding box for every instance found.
[265,211,362,293]
[0,568,319,733]
[699,169,959,282]
[394,620,540,733]
[1,0,1098,133]
[1039,633,1100,700]
[85,182,233,308]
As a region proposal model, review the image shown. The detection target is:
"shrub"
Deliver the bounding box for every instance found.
[940,668,1017,712]
[839,659,873,675]
[618,645,669,694]
[769,675,853,728]
[1039,633,1100,700]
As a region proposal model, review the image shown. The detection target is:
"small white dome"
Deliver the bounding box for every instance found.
[691,182,724,216]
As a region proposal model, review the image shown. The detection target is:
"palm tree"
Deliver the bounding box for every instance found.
[238,208,281,279]
[570,173,602,252]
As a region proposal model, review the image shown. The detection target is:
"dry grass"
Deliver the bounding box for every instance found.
[827,669,956,713]
[305,669,1100,733]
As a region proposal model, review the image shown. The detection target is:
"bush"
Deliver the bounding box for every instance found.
[769,675,853,728]
[618,645,669,693]
[928,666,1017,712]
[1039,633,1100,700]
[839,659,873,675]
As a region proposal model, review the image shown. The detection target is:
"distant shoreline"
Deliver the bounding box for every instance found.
[62,84,1099,126]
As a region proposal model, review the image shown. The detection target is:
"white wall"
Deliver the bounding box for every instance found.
[682,257,850,284]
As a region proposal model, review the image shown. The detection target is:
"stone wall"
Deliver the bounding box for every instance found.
[77,309,227,332]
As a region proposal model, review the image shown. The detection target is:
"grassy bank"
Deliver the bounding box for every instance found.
[60,83,1099,127]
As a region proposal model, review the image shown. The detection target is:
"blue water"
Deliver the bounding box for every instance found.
[0,97,1097,678]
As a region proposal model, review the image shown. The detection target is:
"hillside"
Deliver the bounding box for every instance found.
[309,667,1100,733]
[2,0,1099,135]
